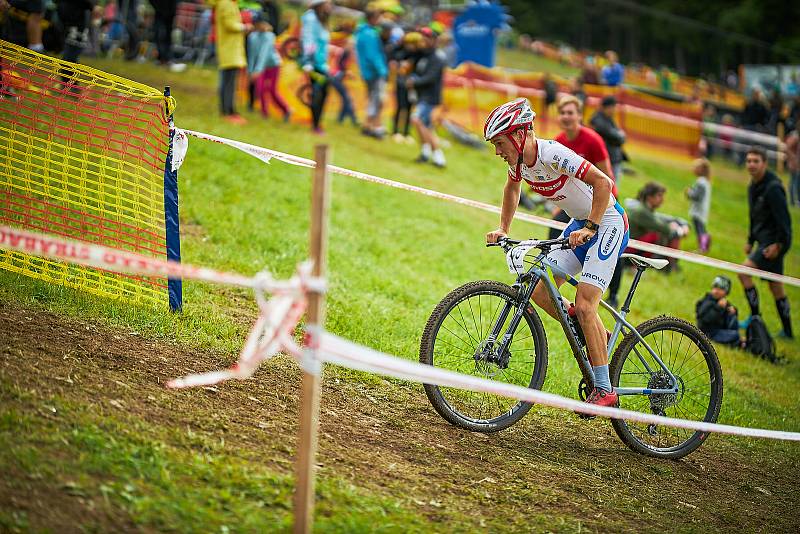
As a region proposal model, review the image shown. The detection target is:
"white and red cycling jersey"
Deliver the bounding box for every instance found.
[506,138,628,291]
[507,138,616,221]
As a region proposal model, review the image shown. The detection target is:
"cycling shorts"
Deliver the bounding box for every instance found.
[545,202,629,292]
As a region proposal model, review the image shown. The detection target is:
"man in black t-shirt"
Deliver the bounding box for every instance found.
[738,146,793,338]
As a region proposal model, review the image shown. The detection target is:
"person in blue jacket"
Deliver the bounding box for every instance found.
[355,8,388,138]
[301,0,332,134]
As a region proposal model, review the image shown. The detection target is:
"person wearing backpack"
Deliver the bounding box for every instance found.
[738,146,793,339]
[696,276,745,348]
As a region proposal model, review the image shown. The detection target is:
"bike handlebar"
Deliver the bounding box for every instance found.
[486,236,571,252]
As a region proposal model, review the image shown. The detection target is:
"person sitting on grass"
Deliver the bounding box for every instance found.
[624,181,689,272]
[696,275,745,349]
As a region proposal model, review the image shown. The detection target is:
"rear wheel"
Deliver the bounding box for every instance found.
[609,315,723,459]
[420,280,548,432]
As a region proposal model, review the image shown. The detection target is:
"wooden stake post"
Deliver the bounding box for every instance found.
[293,145,330,534]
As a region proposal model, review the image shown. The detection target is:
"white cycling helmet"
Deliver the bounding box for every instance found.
[484,98,536,180]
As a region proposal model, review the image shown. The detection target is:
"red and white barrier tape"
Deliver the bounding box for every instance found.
[703,122,784,151]
[2,225,798,441]
[0,226,325,296]
[317,332,800,442]
[182,129,800,288]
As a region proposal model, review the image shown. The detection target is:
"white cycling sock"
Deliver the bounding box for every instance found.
[421,143,431,158]
[592,364,612,392]
[432,149,446,165]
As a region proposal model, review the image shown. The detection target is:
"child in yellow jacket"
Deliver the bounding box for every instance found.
[212,0,250,123]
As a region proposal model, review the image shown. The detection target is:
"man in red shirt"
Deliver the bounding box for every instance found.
[555,95,616,186]
[553,95,623,307]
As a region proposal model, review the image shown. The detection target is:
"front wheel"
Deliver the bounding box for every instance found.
[609,315,723,459]
[420,280,549,432]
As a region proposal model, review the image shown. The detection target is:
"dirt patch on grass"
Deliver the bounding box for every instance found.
[1,300,798,532]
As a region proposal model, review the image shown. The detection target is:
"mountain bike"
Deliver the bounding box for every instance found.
[419,237,723,459]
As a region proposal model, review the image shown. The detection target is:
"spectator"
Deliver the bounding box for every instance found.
[767,89,783,134]
[555,95,615,183]
[438,31,457,68]
[247,15,289,121]
[725,70,739,90]
[601,50,624,87]
[624,182,689,272]
[408,27,446,168]
[300,0,331,134]
[590,96,626,183]
[685,158,712,253]
[738,146,793,338]
[580,59,599,85]
[355,9,388,138]
[658,66,673,93]
[742,90,769,132]
[542,72,557,110]
[719,113,737,161]
[0,0,43,49]
[391,31,422,143]
[382,3,405,46]
[696,276,745,348]
[699,103,717,158]
[116,0,140,61]
[787,73,799,98]
[260,0,282,35]
[328,27,357,126]
[570,77,586,107]
[56,0,93,67]
[554,94,622,308]
[149,0,185,72]
[786,128,800,207]
[787,94,800,132]
[213,0,249,124]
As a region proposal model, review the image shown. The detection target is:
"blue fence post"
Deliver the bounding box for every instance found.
[163,86,183,312]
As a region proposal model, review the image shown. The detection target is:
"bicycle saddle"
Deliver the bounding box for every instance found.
[621,253,669,270]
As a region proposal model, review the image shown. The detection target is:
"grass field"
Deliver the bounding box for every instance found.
[1,57,799,533]
[496,47,581,79]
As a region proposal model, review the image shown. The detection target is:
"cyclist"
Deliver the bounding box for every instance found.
[484,98,629,408]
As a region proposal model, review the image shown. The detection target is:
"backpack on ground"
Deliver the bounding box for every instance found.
[745,315,779,363]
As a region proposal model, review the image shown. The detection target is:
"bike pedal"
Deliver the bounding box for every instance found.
[576,412,595,420]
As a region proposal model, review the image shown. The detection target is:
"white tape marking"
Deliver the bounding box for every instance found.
[318,333,800,442]
[2,225,798,442]
[182,129,800,287]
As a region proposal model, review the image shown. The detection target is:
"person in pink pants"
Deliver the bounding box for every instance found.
[247,15,290,120]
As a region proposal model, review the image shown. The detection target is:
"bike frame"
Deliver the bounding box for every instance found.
[486,246,679,397]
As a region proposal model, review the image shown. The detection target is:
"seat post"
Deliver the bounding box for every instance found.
[621,266,646,313]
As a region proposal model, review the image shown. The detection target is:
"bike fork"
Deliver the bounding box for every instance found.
[484,282,534,359]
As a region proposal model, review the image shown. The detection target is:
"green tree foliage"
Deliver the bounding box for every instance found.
[503,0,800,75]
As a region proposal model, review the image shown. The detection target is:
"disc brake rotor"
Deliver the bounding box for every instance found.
[472,340,508,378]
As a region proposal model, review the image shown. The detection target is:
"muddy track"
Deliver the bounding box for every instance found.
[1,301,798,532]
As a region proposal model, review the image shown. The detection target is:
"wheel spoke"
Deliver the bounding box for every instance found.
[611,320,721,457]
[426,288,544,427]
